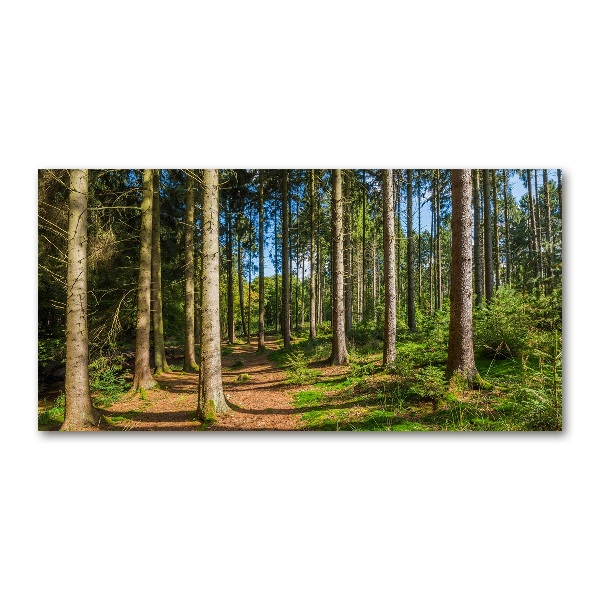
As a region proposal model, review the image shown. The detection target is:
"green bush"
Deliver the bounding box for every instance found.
[410,366,447,402]
[89,354,128,406]
[38,394,65,430]
[38,338,65,366]
[474,288,532,358]
[284,350,318,385]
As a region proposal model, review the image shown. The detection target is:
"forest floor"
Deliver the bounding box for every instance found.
[100,337,308,431]
[38,332,561,432]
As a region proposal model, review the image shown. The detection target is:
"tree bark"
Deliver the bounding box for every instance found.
[133,169,157,390]
[492,170,501,289]
[382,169,397,365]
[543,169,553,280]
[226,196,236,344]
[406,169,416,332]
[151,169,170,374]
[557,169,562,221]
[447,170,479,383]
[258,170,266,351]
[309,169,317,340]
[184,172,198,371]
[329,169,349,365]
[61,169,97,429]
[483,169,494,302]
[527,169,540,284]
[473,169,483,308]
[435,170,442,309]
[197,169,228,419]
[343,172,353,333]
[503,170,511,287]
[281,170,291,348]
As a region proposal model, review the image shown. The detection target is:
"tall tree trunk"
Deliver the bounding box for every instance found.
[295,193,300,332]
[406,169,416,332]
[152,169,170,374]
[382,169,397,365]
[184,172,198,371]
[317,176,323,326]
[534,169,545,282]
[483,169,494,302]
[226,197,236,344]
[329,169,349,365]
[133,169,157,390]
[447,170,479,383]
[557,169,562,221]
[543,169,553,281]
[247,248,252,344]
[281,170,291,348]
[343,172,353,333]
[435,170,442,309]
[473,169,483,308]
[197,169,228,419]
[61,169,97,430]
[417,172,422,310]
[492,170,501,289]
[309,169,317,340]
[258,170,266,351]
[362,169,367,322]
[274,195,279,335]
[503,170,511,287]
[527,169,540,285]
[237,235,247,337]
[429,195,434,315]
[301,255,306,330]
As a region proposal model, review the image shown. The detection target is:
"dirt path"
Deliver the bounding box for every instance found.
[103,337,301,431]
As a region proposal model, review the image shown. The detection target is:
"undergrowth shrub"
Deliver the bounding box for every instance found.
[89,354,128,406]
[410,366,447,402]
[474,288,532,358]
[38,393,65,430]
[38,338,65,366]
[284,350,318,385]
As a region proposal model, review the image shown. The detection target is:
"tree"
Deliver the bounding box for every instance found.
[473,169,483,308]
[309,169,317,340]
[61,169,98,430]
[183,171,199,371]
[382,169,397,365]
[197,169,228,419]
[132,169,157,391]
[329,169,349,365]
[406,169,416,332]
[483,169,494,302]
[258,170,266,351]
[152,170,170,374]
[447,170,479,383]
[281,170,291,348]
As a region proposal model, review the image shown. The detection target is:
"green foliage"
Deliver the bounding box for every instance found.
[410,366,447,402]
[221,347,234,357]
[231,359,244,369]
[38,394,65,430]
[284,350,319,385]
[473,289,531,358]
[38,338,65,367]
[236,373,251,382]
[89,354,128,406]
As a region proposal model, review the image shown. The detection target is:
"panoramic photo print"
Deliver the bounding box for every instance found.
[38,169,562,431]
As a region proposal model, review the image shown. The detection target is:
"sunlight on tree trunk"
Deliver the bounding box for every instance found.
[198,169,227,419]
[61,169,98,430]
[133,169,157,391]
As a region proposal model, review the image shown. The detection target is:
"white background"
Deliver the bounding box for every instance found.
[1,1,598,599]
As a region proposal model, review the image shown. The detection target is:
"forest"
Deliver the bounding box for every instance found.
[38,168,562,431]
